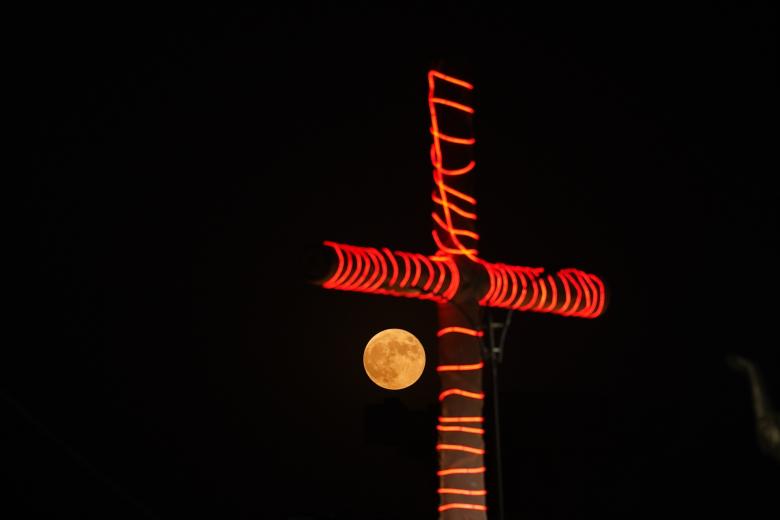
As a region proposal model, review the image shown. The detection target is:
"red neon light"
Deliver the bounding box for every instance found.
[439,388,485,401]
[410,254,423,287]
[322,242,460,302]
[429,260,444,294]
[430,254,459,301]
[432,212,480,240]
[438,416,484,423]
[382,247,398,286]
[437,467,486,476]
[438,488,488,496]
[546,274,558,312]
[429,70,480,259]
[432,193,477,219]
[439,503,488,513]
[438,160,475,176]
[437,326,484,337]
[437,362,485,372]
[442,183,477,205]
[431,97,475,114]
[477,260,605,318]
[437,425,485,435]
[430,70,474,90]
[437,443,486,455]
[397,252,412,288]
[420,255,435,291]
[434,132,476,145]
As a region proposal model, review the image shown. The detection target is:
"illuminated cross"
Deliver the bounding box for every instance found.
[312,69,607,519]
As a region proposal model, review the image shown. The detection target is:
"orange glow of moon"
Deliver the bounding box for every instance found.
[363,329,426,390]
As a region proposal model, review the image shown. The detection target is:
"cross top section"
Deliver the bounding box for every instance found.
[319,70,606,319]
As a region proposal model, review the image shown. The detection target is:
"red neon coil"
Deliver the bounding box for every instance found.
[573,270,591,315]
[431,255,459,301]
[546,274,558,311]
[590,274,607,317]
[430,70,474,90]
[437,362,484,372]
[581,271,597,316]
[497,265,511,306]
[342,248,365,291]
[445,257,460,300]
[373,249,389,291]
[432,194,477,220]
[409,254,422,287]
[432,230,477,257]
[439,503,488,513]
[434,131,476,145]
[476,260,605,318]
[560,271,572,314]
[439,388,485,401]
[420,254,435,291]
[437,425,485,435]
[560,270,579,316]
[322,242,460,303]
[382,247,398,287]
[430,259,446,294]
[397,252,412,288]
[445,183,477,205]
[524,271,541,311]
[438,488,488,496]
[437,326,484,337]
[537,275,548,309]
[439,416,484,423]
[506,267,520,308]
[437,467,486,476]
[326,245,349,288]
[431,97,475,114]
[429,70,479,259]
[439,160,475,176]
[364,249,382,291]
[437,444,486,455]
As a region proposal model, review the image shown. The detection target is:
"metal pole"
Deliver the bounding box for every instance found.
[490,345,505,520]
[486,309,511,520]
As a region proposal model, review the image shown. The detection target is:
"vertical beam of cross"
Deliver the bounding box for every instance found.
[428,70,490,516]
[312,68,607,519]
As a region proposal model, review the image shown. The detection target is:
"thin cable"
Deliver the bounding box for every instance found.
[489,311,512,520]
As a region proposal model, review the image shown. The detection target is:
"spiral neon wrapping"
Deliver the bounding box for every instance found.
[429,70,480,259]
[323,241,606,318]
[478,262,606,318]
[322,241,459,302]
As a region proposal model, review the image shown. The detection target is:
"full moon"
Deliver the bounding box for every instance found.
[363,329,426,390]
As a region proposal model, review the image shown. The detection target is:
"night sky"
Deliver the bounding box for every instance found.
[11,4,778,519]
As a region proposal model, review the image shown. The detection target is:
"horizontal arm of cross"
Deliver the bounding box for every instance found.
[315,241,607,318]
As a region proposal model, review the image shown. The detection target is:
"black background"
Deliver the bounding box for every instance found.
[10,4,778,519]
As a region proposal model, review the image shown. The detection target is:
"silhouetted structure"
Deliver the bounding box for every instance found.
[728,356,780,462]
